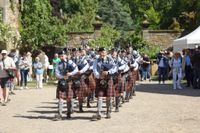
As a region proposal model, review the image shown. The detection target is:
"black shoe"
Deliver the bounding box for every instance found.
[53,114,62,121]
[66,113,71,119]
[115,108,119,112]
[79,105,84,112]
[125,98,129,102]
[79,108,84,113]
[1,103,6,106]
[106,113,111,119]
[91,114,101,121]
[122,99,125,103]
[10,92,16,95]
[87,104,91,108]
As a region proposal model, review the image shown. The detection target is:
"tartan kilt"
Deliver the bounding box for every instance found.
[127,71,134,91]
[85,73,96,91]
[115,74,124,95]
[56,81,73,100]
[75,79,88,99]
[132,70,138,85]
[96,78,115,97]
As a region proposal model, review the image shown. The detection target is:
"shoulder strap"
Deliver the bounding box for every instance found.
[2,58,6,68]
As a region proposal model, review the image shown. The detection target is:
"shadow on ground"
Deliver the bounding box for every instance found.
[136,82,200,97]
[13,101,102,121]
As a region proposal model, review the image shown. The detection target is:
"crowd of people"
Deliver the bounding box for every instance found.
[0,45,200,120]
[0,49,51,105]
[156,47,200,90]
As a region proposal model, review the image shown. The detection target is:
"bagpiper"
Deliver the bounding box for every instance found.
[110,48,127,112]
[85,49,97,108]
[126,47,139,101]
[54,51,78,120]
[71,48,89,112]
[91,47,117,120]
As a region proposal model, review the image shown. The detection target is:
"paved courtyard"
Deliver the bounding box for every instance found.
[0,81,200,133]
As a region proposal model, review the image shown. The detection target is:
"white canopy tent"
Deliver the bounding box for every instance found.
[173,26,200,52]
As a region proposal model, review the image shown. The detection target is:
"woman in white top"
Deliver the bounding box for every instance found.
[0,50,16,105]
[19,53,30,89]
[171,52,183,90]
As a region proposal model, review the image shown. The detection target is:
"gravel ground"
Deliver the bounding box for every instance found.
[0,81,200,133]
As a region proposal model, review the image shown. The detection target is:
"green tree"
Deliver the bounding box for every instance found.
[89,24,120,48]
[20,0,68,50]
[98,0,133,31]
[0,22,20,47]
[122,0,164,30]
[60,0,98,32]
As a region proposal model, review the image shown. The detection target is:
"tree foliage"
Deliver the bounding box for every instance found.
[89,24,120,48]
[18,0,200,51]
[20,0,68,50]
[0,22,20,47]
[98,0,133,31]
[60,0,98,32]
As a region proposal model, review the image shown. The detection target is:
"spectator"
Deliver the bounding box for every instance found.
[171,52,183,90]
[27,52,33,82]
[33,57,44,89]
[19,53,30,90]
[52,53,60,79]
[191,46,200,89]
[141,54,151,81]
[8,49,20,85]
[0,50,16,106]
[38,51,49,83]
[8,49,20,95]
[183,50,193,87]
[157,51,169,84]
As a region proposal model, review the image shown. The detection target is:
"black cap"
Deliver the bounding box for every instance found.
[58,51,65,55]
[111,48,117,52]
[78,48,82,51]
[121,49,126,53]
[63,48,68,52]
[98,47,106,52]
[72,48,78,52]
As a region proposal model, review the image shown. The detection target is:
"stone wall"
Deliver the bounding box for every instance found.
[67,29,101,47]
[0,0,19,50]
[143,30,181,50]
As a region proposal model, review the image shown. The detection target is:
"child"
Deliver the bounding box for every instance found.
[33,57,44,89]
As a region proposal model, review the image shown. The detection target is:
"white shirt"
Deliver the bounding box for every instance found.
[0,56,16,78]
[19,57,29,70]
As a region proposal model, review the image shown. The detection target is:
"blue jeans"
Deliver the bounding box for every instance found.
[142,67,148,80]
[20,69,29,86]
[158,67,167,83]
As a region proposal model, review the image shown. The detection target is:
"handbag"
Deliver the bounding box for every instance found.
[2,59,15,78]
[6,69,15,78]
